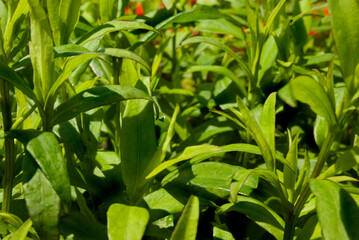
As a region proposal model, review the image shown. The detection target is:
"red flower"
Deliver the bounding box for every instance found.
[125,6,130,14]
[309,30,316,36]
[189,0,196,4]
[324,7,330,16]
[135,3,144,15]
[158,2,164,8]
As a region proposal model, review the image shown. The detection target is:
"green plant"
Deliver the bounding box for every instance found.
[0,0,358,239]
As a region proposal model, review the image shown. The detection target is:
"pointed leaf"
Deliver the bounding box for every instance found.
[179,37,254,83]
[107,204,149,240]
[236,96,275,171]
[28,0,55,103]
[170,195,200,240]
[260,92,277,161]
[77,21,159,45]
[119,60,157,201]
[328,0,359,98]
[310,179,359,240]
[52,85,155,125]
[11,219,32,240]
[291,76,337,128]
[45,47,151,112]
[219,196,284,240]
[319,147,359,179]
[146,145,223,179]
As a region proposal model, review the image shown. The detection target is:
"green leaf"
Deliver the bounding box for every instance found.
[11,219,32,240]
[48,0,80,45]
[328,0,359,98]
[23,154,60,240]
[60,212,107,240]
[133,5,231,49]
[194,19,245,39]
[319,147,359,179]
[313,115,328,149]
[28,0,55,104]
[9,130,71,204]
[146,145,224,179]
[219,196,284,240]
[142,188,186,217]
[144,104,180,177]
[170,195,200,240]
[107,204,149,240]
[77,21,159,45]
[186,65,247,96]
[179,37,254,84]
[263,0,287,36]
[99,0,114,23]
[283,131,299,203]
[120,60,157,202]
[258,35,278,84]
[169,162,258,201]
[0,63,40,107]
[310,179,359,240]
[3,0,29,56]
[291,76,337,128]
[213,223,235,240]
[236,96,275,171]
[260,92,277,162]
[52,85,155,125]
[45,48,151,111]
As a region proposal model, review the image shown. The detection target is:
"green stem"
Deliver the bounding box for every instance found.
[0,80,15,212]
[283,129,337,239]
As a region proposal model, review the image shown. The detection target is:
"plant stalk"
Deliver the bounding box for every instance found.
[283,129,337,239]
[0,80,15,212]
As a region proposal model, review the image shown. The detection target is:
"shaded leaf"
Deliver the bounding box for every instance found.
[23,154,60,240]
[219,196,284,240]
[310,179,359,240]
[291,76,337,128]
[9,130,71,204]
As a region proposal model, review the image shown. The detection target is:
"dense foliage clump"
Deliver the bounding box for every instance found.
[0,0,358,239]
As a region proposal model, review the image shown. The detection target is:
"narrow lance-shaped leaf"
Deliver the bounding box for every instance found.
[10,218,33,240]
[170,195,200,240]
[291,76,337,129]
[260,92,277,163]
[146,145,224,179]
[186,65,247,96]
[236,96,275,171]
[310,179,359,240]
[219,196,285,240]
[328,0,359,98]
[107,204,149,240]
[179,37,254,86]
[144,104,180,177]
[52,85,156,125]
[3,0,29,56]
[283,131,299,203]
[132,5,234,49]
[120,59,157,202]
[318,147,359,180]
[28,0,55,104]
[45,48,151,113]
[77,21,160,45]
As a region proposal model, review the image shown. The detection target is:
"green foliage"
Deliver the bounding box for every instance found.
[0,0,358,239]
